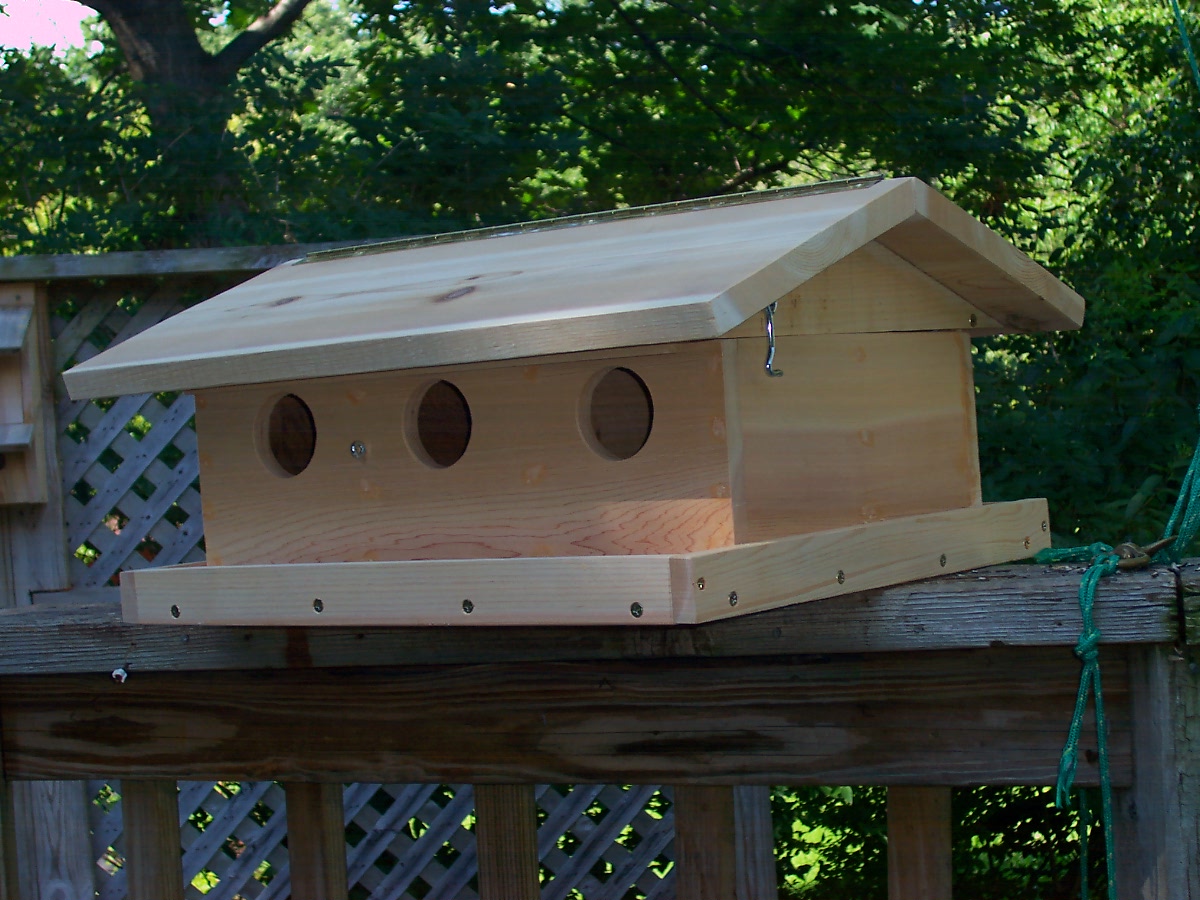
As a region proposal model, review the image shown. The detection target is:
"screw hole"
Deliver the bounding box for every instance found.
[313,598,324,613]
[728,591,738,607]
[462,599,474,614]
[170,605,181,619]
[836,570,846,584]
[630,602,644,618]
[939,554,947,568]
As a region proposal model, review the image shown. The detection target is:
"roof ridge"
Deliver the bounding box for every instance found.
[303,174,888,264]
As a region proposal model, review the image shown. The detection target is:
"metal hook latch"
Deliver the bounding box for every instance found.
[763,302,784,377]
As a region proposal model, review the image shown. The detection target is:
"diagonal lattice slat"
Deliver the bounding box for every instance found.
[51,281,223,587]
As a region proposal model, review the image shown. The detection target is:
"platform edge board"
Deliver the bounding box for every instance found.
[121,554,679,626]
[675,499,1050,623]
[121,501,1050,626]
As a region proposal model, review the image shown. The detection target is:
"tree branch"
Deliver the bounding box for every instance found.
[209,0,315,83]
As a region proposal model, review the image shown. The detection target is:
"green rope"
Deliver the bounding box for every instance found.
[1168,0,1200,95]
[1157,405,1200,561]
[1035,541,1118,900]
[1034,404,1200,899]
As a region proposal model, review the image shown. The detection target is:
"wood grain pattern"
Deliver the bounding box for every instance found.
[0,648,1130,785]
[0,283,46,505]
[676,500,1048,623]
[121,554,678,625]
[1113,645,1199,899]
[732,786,777,900]
[285,782,349,900]
[11,562,1184,672]
[673,785,736,900]
[121,779,184,900]
[723,241,1001,338]
[474,784,540,900]
[8,782,94,900]
[0,241,353,281]
[63,178,1082,398]
[0,285,93,900]
[122,501,1044,626]
[0,780,15,900]
[726,332,981,543]
[877,183,1086,333]
[887,787,953,900]
[196,343,731,567]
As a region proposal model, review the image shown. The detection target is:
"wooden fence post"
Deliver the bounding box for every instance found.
[733,785,778,900]
[887,786,953,900]
[1113,643,1199,898]
[0,283,94,900]
[0,778,16,900]
[475,784,540,900]
[285,782,348,900]
[673,785,737,900]
[122,779,184,900]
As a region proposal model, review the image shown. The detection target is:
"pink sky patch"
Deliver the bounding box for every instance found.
[1,0,90,49]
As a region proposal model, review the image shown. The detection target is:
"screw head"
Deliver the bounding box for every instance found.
[695,577,706,591]
[836,570,846,584]
[1023,537,1032,549]
[630,602,644,618]
[313,598,324,613]
[462,599,474,614]
[1042,521,1049,532]
[350,441,367,459]
[170,604,181,619]
[968,313,978,327]
[728,591,738,607]
[939,554,947,568]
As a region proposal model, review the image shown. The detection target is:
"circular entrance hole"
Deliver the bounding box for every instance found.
[263,393,316,477]
[582,367,654,460]
[409,380,472,468]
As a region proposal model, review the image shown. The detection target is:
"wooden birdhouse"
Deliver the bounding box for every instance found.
[63,177,1084,626]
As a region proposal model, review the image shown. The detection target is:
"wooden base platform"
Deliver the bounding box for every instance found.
[118,500,1048,625]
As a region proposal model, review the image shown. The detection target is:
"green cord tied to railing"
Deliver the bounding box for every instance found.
[1034,541,1119,900]
[1034,404,1200,899]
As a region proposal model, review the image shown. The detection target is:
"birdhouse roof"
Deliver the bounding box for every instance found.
[64,176,1084,398]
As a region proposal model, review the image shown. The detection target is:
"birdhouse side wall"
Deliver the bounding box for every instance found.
[723,331,982,543]
[193,344,735,566]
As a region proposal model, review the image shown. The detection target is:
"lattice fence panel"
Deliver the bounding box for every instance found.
[50,277,240,588]
[87,781,678,900]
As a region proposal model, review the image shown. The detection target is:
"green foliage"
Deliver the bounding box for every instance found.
[7,0,1200,893]
[772,787,1107,899]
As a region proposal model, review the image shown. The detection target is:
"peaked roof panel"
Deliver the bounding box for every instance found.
[63,178,1084,399]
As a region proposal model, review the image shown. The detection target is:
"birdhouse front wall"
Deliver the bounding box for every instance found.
[193,343,735,567]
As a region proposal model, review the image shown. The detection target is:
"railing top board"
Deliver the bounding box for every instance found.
[0,562,1190,676]
[0,240,395,282]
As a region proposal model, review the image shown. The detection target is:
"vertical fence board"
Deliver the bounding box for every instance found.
[1113,644,1198,899]
[284,783,348,900]
[673,785,737,900]
[733,785,777,900]
[475,784,539,900]
[887,786,953,900]
[122,779,184,900]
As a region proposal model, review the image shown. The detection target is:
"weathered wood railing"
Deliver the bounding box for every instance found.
[0,249,1198,899]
